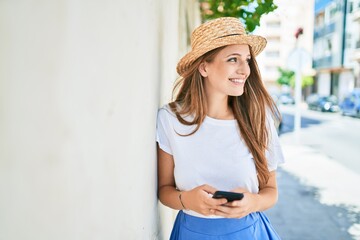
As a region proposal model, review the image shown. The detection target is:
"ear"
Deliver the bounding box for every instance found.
[198,62,208,77]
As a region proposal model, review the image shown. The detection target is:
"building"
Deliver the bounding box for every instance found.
[254,0,315,95]
[347,0,360,88]
[313,0,360,101]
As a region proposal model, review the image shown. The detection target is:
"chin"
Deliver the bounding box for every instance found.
[229,90,244,97]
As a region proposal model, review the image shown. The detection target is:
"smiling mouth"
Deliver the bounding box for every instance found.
[229,78,245,84]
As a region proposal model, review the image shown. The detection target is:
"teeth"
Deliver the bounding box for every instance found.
[229,78,245,83]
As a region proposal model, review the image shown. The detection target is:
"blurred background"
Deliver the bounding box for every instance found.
[0,0,359,239]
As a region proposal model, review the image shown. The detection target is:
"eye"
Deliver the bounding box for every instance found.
[227,57,237,62]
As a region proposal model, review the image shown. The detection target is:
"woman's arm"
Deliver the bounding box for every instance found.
[157,146,227,215]
[254,170,278,211]
[212,170,278,218]
[157,145,184,210]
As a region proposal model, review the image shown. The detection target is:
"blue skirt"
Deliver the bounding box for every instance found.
[170,211,281,240]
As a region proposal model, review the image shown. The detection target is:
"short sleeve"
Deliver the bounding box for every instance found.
[156,108,173,155]
[265,114,285,171]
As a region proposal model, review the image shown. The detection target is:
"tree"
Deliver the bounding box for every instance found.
[295,75,314,88]
[277,67,294,86]
[277,67,314,88]
[199,0,277,32]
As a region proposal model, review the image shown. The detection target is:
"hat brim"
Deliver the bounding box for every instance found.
[177,35,266,76]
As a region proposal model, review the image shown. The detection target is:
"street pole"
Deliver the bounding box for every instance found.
[294,56,302,136]
[293,28,304,140]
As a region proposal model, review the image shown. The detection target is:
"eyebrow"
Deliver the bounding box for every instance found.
[226,53,251,58]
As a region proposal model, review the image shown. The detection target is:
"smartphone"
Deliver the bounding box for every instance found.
[212,191,244,202]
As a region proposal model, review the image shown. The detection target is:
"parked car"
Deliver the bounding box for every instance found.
[277,93,295,105]
[306,94,340,112]
[340,88,360,117]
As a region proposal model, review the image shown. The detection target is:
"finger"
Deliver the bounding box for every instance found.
[214,205,233,214]
[205,197,227,207]
[201,207,215,216]
[213,206,246,219]
[227,200,241,207]
[200,184,217,194]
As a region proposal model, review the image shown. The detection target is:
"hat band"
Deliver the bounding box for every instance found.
[216,33,242,39]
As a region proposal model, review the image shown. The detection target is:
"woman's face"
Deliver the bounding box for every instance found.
[199,44,251,98]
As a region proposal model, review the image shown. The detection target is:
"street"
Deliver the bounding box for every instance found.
[279,105,360,174]
[266,105,360,240]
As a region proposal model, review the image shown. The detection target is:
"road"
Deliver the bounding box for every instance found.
[279,105,360,174]
[265,104,360,240]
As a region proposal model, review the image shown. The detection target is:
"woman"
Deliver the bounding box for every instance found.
[156,17,284,239]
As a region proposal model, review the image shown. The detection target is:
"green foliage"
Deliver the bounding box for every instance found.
[199,0,277,32]
[277,67,294,86]
[300,75,314,88]
[277,67,314,88]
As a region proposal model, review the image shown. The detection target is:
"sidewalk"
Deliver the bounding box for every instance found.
[266,134,360,240]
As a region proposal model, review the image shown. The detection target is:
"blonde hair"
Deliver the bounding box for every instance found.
[170,46,280,188]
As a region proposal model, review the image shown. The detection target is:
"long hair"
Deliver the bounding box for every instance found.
[170,46,281,188]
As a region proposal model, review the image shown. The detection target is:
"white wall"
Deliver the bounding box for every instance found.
[339,71,355,100]
[317,73,331,95]
[158,1,180,238]
[0,0,181,239]
[158,1,201,238]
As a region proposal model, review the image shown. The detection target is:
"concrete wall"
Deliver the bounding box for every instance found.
[317,73,331,95]
[317,71,354,99]
[158,1,201,238]
[339,71,356,100]
[158,1,180,238]
[0,0,183,239]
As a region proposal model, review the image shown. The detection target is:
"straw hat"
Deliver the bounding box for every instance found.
[176,17,267,76]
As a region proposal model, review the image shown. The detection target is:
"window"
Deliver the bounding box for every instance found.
[265,66,278,73]
[266,51,280,58]
[266,21,281,28]
[315,12,325,27]
[346,33,352,48]
[348,1,354,13]
[267,36,281,44]
[325,1,342,22]
[327,38,332,53]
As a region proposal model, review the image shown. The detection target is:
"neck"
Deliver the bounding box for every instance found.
[206,95,234,120]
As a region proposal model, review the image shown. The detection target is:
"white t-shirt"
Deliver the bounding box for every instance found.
[156,104,284,218]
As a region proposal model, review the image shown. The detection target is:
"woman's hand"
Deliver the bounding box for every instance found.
[213,172,279,218]
[181,184,228,216]
[211,187,259,218]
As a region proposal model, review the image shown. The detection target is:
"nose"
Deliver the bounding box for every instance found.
[237,73,247,79]
[236,62,250,76]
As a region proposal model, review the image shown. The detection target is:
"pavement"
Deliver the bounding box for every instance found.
[265,119,360,240]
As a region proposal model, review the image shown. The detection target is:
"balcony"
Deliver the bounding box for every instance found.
[314,22,336,39]
[353,41,360,61]
[313,56,333,69]
[353,9,360,21]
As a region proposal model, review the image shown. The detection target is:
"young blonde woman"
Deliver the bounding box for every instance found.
[156,17,284,239]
